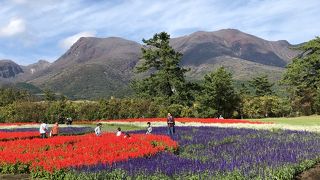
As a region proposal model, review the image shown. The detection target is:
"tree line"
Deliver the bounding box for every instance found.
[0,33,319,122]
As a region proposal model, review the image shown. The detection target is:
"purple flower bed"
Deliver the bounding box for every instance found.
[75,126,320,178]
[0,126,93,135]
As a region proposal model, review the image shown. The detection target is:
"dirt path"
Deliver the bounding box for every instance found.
[296,164,320,180]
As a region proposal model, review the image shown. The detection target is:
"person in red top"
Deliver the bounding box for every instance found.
[50,122,59,137]
[167,113,175,138]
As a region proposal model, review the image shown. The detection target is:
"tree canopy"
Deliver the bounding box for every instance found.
[133,32,189,104]
[282,36,320,114]
[249,75,274,96]
[197,67,239,117]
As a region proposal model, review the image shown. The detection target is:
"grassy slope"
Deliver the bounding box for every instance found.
[251,115,320,126]
[34,63,133,99]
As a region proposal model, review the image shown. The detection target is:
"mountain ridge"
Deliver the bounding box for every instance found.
[0,29,301,99]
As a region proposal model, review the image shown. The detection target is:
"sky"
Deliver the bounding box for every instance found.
[0,0,319,65]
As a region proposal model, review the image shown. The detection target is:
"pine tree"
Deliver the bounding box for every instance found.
[282,36,320,114]
[249,75,274,96]
[198,67,239,117]
[133,32,189,104]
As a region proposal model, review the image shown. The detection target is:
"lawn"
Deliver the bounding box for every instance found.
[87,123,144,133]
[251,115,320,126]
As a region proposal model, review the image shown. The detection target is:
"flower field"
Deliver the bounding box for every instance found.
[0,122,38,127]
[0,127,94,141]
[72,127,320,179]
[0,126,93,134]
[0,132,177,177]
[0,131,39,141]
[1,124,320,179]
[84,118,270,124]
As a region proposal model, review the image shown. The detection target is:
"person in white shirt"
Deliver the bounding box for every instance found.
[94,123,102,136]
[116,127,122,137]
[146,122,152,134]
[39,121,48,138]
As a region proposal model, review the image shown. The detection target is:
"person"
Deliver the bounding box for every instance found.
[66,117,73,125]
[124,132,131,139]
[116,127,122,137]
[39,121,48,138]
[50,122,59,137]
[167,113,175,137]
[146,122,152,134]
[58,114,65,124]
[95,123,102,136]
[219,115,224,119]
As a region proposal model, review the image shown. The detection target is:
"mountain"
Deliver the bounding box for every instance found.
[0,60,24,79]
[0,29,301,99]
[23,60,51,75]
[171,29,298,81]
[172,29,296,67]
[29,37,141,99]
[0,60,49,93]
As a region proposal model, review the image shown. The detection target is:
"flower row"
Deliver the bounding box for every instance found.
[0,127,94,141]
[0,122,38,126]
[0,131,39,141]
[100,117,269,124]
[0,133,178,172]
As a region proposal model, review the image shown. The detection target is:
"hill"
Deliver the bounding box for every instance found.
[0,29,301,99]
[29,37,141,99]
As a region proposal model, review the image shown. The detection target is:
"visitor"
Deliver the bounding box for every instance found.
[167,113,175,138]
[124,132,131,139]
[58,114,65,124]
[66,117,73,125]
[39,121,48,138]
[50,122,59,137]
[146,122,152,134]
[95,123,102,136]
[116,127,122,137]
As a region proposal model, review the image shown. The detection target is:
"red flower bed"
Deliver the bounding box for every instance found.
[0,122,38,126]
[0,133,177,172]
[0,131,39,141]
[98,118,270,124]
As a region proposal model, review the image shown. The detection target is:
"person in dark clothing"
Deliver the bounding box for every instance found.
[66,117,73,125]
[58,115,65,124]
[167,113,175,138]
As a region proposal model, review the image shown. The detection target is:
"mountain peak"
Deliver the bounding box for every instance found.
[0,59,24,78]
[0,59,16,64]
[171,29,297,67]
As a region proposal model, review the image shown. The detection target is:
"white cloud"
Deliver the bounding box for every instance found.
[0,0,319,64]
[0,18,26,37]
[59,31,96,50]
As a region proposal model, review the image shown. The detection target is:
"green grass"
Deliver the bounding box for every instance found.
[251,115,320,126]
[88,123,144,133]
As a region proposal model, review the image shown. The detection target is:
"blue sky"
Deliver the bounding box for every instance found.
[0,0,319,65]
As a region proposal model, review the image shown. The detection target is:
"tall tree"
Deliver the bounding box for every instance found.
[198,67,239,117]
[282,36,320,114]
[133,32,189,104]
[0,88,30,107]
[249,75,274,96]
[44,89,56,101]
